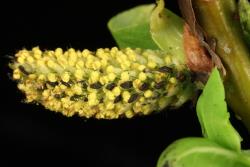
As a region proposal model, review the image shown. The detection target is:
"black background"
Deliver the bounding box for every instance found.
[0,0,249,167]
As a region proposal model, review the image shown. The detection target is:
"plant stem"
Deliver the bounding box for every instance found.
[192,0,250,131]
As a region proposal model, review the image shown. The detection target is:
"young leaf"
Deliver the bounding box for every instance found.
[107,4,159,49]
[150,0,185,64]
[157,138,250,167]
[196,68,242,151]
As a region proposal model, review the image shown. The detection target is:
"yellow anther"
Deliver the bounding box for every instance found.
[155,73,164,83]
[121,71,130,81]
[106,91,115,100]
[119,52,127,61]
[28,74,37,79]
[17,83,25,90]
[107,65,114,73]
[142,105,152,115]
[18,49,29,57]
[110,47,119,56]
[32,47,42,56]
[55,48,63,57]
[122,91,131,102]
[101,59,108,67]
[169,77,177,84]
[125,110,134,118]
[164,56,172,65]
[138,65,146,71]
[88,93,98,106]
[76,60,84,69]
[139,72,147,81]
[92,61,101,70]
[76,51,82,58]
[131,63,140,69]
[96,48,105,57]
[100,76,109,85]
[61,72,70,82]
[72,84,82,95]
[133,102,141,113]
[139,97,145,102]
[27,56,34,63]
[13,69,21,79]
[85,59,93,69]
[47,60,57,69]
[13,73,21,80]
[133,79,141,88]
[74,69,84,80]
[36,60,44,67]
[128,53,136,61]
[108,73,116,81]
[52,86,61,93]
[68,51,77,66]
[68,48,75,52]
[125,47,133,53]
[116,57,123,64]
[82,49,90,57]
[38,74,46,81]
[59,84,67,90]
[61,97,71,108]
[42,90,50,98]
[65,89,74,96]
[147,61,157,68]
[106,101,115,110]
[126,48,137,61]
[48,73,57,82]
[112,87,121,96]
[124,60,131,67]
[144,90,153,98]
[17,56,25,64]
[90,71,100,83]
[46,51,54,57]
[34,53,42,59]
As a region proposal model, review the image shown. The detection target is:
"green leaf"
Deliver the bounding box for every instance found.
[196,68,242,151]
[107,4,159,49]
[157,138,250,167]
[239,0,250,45]
[150,0,185,64]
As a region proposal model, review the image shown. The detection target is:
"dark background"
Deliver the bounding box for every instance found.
[0,0,249,167]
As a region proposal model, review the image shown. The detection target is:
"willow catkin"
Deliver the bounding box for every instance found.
[10,47,195,119]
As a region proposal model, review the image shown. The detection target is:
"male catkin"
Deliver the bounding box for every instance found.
[10,47,194,119]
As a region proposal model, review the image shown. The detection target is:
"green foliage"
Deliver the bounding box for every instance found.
[108,0,185,66]
[197,68,242,151]
[107,4,159,49]
[157,69,250,167]
[150,0,185,64]
[157,138,250,167]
